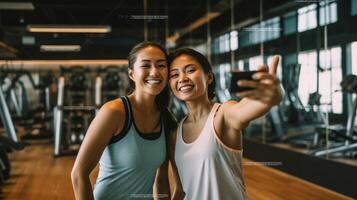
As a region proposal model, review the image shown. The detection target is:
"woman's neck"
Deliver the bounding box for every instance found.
[128,91,158,115]
[185,97,213,122]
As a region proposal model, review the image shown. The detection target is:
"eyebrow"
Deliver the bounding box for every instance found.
[169,64,194,72]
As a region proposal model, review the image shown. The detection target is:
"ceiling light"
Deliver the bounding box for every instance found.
[40,45,81,52]
[27,25,111,33]
[0,2,34,10]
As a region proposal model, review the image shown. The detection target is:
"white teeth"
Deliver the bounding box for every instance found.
[146,80,161,84]
[179,85,193,92]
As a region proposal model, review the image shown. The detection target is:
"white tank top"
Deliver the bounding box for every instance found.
[175,103,248,200]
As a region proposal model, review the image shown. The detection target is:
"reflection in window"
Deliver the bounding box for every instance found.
[298,51,317,107]
[319,1,338,26]
[352,0,357,16]
[319,47,342,113]
[284,11,297,35]
[298,4,317,32]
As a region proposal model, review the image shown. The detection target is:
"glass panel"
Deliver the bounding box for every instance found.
[319,47,342,113]
[352,0,357,15]
[249,56,263,71]
[353,42,357,74]
[320,1,338,26]
[298,51,317,106]
[230,30,238,51]
[298,4,317,32]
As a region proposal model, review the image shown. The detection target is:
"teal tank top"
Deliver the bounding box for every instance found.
[93,96,167,200]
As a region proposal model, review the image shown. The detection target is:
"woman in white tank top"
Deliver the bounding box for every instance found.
[167,48,283,200]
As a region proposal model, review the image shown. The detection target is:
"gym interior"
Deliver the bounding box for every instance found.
[0,0,357,199]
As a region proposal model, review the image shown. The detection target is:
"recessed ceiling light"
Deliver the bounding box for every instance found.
[40,45,81,52]
[27,25,112,33]
[0,2,34,10]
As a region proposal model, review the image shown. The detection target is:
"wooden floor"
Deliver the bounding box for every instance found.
[0,140,353,200]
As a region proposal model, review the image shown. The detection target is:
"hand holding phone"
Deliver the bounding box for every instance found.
[229,71,258,93]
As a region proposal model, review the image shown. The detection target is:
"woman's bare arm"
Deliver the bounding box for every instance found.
[71,100,125,200]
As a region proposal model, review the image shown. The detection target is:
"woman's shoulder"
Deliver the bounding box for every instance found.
[220,99,239,107]
[99,98,126,120]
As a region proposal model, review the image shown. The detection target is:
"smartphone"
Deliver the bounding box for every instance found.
[229,71,258,93]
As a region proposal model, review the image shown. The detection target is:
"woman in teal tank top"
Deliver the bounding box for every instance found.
[71,41,176,200]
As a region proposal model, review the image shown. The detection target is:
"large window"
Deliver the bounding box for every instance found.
[212,38,220,54]
[319,47,342,113]
[319,0,338,26]
[263,17,280,41]
[218,63,231,89]
[298,51,318,107]
[239,17,280,47]
[239,30,250,48]
[250,24,261,45]
[352,42,357,74]
[249,56,263,70]
[352,0,357,16]
[298,4,317,32]
[219,33,230,53]
[283,11,297,35]
[230,30,238,51]
[213,30,238,54]
[297,48,342,113]
[236,60,244,71]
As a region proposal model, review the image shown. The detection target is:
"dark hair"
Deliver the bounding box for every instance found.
[168,48,216,100]
[127,41,177,134]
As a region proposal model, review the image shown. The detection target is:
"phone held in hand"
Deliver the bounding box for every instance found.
[229,71,258,93]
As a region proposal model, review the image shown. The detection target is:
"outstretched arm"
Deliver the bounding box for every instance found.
[223,56,283,130]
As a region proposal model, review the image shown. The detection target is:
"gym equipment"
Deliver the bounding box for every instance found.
[1,69,55,140]
[311,74,357,156]
[96,65,127,105]
[0,84,22,143]
[54,66,96,156]
[22,72,55,140]
[268,64,318,145]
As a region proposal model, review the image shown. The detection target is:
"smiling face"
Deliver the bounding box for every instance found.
[169,54,212,102]
[128,46,168,96]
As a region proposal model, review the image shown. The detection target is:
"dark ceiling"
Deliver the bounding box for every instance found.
[0,0,290,60]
